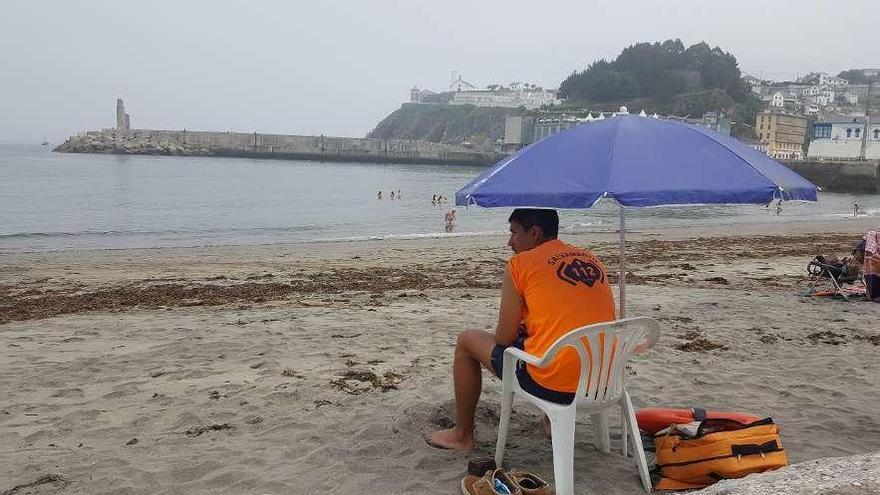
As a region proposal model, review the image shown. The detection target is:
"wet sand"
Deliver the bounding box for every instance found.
[1,218,879,494]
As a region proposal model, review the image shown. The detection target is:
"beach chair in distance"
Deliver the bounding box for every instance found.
[804,256,862,301]
[494,317,661,495]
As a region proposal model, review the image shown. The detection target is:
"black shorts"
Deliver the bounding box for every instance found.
[490,339,574,405]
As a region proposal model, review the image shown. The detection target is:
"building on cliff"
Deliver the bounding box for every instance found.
[410,72,559,110]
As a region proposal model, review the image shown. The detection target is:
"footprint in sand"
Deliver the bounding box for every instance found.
[51,388,85,398]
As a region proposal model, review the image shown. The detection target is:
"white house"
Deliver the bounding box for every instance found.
[818,72,849,86]
[800,86,834,107]
[802,86,821,97]
[771,92,785,107]
[807,116,880,159]
[450,78,560,110]
[450,73,477,92]
[842,91,859,105]
[743,74,761,84]
[451,88,559,110]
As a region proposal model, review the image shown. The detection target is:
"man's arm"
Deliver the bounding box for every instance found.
[495,268,524,346]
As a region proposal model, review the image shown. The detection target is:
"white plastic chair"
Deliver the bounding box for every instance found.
[494,317,661,495]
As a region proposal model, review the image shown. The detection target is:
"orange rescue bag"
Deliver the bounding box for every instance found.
[636,407,760,435]
[654,418,788,490]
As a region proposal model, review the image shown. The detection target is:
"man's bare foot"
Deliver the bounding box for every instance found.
[424,427,475,451]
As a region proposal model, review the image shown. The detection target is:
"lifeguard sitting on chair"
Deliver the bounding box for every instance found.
[424,208,616,451]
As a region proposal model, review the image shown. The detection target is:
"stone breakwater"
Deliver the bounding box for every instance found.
[53,129,879,192]
[54,129,504,166]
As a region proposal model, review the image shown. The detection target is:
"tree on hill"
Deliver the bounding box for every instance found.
[838,69,880,84]
[557,39,759,139]
[559,39,750,104]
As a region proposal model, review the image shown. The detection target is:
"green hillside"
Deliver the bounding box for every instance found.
[367,103,525,147]
[369,39,762,143]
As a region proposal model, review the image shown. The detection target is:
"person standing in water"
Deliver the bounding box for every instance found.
[444,209,456,231]
[377,190,383,200]
[854,200,861,218]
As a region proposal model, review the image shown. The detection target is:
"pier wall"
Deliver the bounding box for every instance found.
[55,129,503,166]
[55,129,880,192]
[785,160,880,193]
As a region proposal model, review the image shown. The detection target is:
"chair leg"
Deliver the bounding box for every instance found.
[494,389,515,468]
[590,411,611,453]
[620,401,629,458]
[830,277,850,301]
[549,411,576,495]
[623,391,652,492]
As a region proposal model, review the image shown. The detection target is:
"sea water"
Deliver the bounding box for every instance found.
[1,144,877,253]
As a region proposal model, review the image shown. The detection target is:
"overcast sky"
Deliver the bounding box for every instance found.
[1,0,877,143]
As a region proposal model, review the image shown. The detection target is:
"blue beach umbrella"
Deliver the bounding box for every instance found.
[455,114,818,316]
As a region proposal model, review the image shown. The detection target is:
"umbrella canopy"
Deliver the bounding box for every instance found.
[456,115,818,208]
[455,114,818,318]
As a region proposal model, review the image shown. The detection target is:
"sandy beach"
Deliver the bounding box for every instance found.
[2,218,879,494]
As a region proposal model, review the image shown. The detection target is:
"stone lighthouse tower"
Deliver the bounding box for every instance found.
[116,98,131,134]
[115,98,131,148]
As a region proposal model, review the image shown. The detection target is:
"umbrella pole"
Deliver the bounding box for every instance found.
[618,205,627,318]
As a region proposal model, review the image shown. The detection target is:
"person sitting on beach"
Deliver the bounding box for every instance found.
[816,250,864,281]
[866,231,880,301]
[425,208,616,451]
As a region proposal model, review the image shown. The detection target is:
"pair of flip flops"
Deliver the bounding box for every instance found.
[461,458,551,495]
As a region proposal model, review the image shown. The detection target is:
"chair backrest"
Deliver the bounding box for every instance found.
[809,258,858,284]
[537,317,660,406]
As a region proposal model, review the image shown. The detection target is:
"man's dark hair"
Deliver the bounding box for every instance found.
[508,209,559,239]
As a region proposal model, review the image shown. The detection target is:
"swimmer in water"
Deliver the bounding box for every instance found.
[444,209,457,231]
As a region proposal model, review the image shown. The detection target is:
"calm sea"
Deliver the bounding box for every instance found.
[1,144,877,253]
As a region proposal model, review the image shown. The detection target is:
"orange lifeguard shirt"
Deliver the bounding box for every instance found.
[508,239,616,393]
